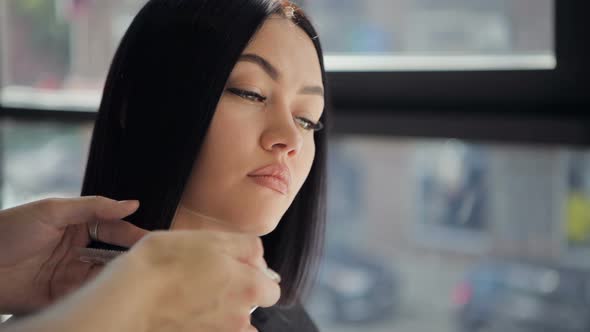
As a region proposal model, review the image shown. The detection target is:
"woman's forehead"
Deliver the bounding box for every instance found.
[239,18,322,84]
[246,18,306,49]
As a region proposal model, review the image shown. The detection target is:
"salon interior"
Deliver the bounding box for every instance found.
[1,1,589,331]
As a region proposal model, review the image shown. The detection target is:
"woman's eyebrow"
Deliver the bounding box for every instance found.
[239,53,279,80]
[238,53,324,97]
[299,86,324,97]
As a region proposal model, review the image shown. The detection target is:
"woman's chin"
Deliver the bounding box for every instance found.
[234,218,279,236]
[172,205,282,235]
[255,223,279,237]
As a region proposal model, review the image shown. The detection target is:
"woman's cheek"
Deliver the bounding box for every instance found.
[296,140,316,190]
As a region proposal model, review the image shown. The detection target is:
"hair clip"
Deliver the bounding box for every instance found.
[284,5,296,19]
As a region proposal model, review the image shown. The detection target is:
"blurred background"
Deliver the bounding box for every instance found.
[1,0,590,331]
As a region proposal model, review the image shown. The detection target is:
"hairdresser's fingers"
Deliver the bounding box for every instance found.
[42,196,139,228]
[217,233,268,271]
[93,220,149,247]
[237,263,281,309]
[134,230,270,276]
[244,325,259,332]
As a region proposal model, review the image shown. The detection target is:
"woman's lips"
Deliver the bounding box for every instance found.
[248,175,288,195]
[247,163,291,195]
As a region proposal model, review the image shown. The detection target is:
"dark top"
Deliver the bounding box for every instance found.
[251,303,319,332]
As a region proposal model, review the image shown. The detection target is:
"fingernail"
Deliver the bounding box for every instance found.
[118,200,139,208]
[264,268,281,283]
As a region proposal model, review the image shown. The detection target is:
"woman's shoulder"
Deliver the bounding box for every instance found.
[251,301,319,332]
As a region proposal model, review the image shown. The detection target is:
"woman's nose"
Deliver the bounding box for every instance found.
[259,105,303,158]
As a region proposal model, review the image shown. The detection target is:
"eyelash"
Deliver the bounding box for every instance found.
[226,88,324,131]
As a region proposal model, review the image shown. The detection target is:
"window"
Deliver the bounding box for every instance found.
[0,0,147,110]
[304,0,554,71]
[1,119,92,206]
[0,0,555,112]
[305,136,589,331]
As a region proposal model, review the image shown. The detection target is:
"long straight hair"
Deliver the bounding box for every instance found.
[81,0,328,305]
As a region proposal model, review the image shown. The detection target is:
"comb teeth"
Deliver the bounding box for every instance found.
[77,248,125,264]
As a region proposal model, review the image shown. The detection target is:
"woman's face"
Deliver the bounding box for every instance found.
[172,15,324,235]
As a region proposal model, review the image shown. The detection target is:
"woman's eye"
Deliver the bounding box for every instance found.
[295,117,324,132]
[227,88,267,103]
[226,88,323,131]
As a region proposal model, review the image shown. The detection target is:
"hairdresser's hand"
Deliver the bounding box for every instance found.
[1,230,279,332]
[0,196,148,314]
[122,230,281,332]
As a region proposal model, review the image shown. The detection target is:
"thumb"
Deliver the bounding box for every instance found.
[45,196,140,228]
